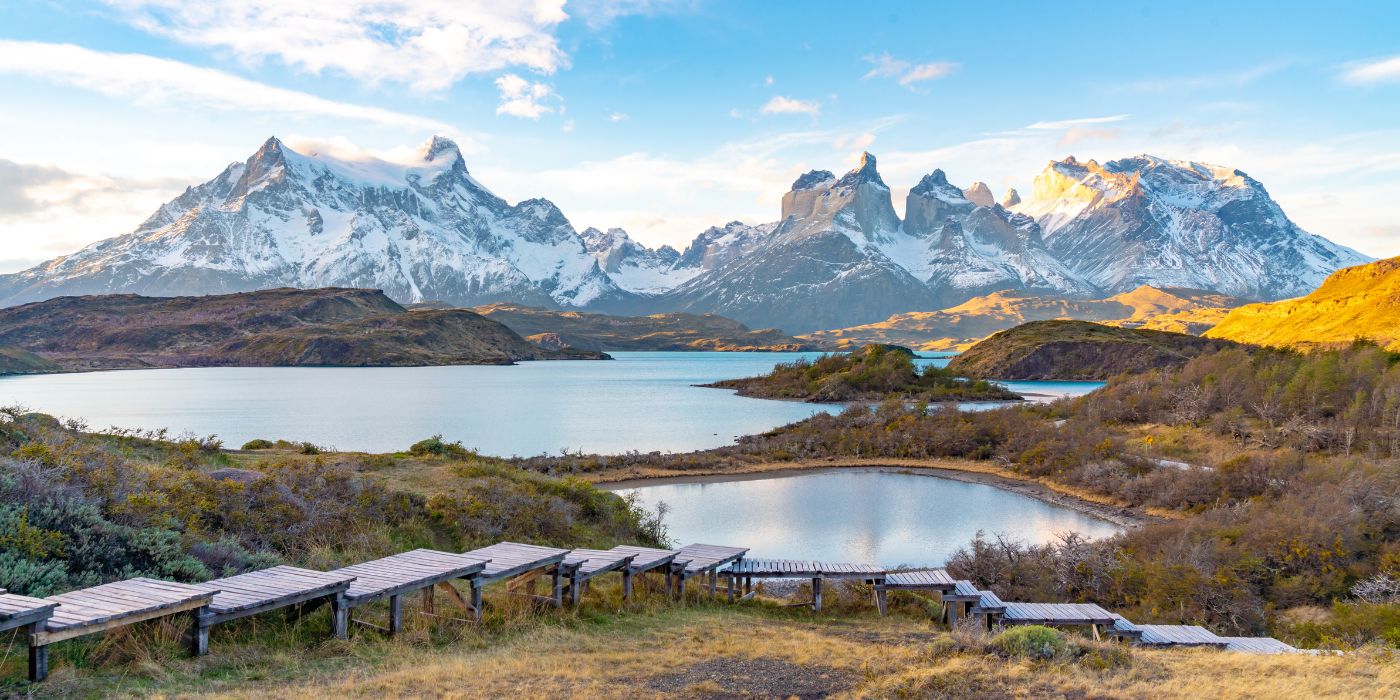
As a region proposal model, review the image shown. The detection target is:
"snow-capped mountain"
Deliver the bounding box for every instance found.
[579,226,687,294]
[1011,155,1371,299]
[663,154,942,332]
[661,153,1097,332]
[0,136,628,309]
[898,169,1095,305]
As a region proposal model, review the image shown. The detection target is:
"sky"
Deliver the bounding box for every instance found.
[1,0,1399,273]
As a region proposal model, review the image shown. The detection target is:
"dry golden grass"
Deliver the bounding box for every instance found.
[147,607,1397,700]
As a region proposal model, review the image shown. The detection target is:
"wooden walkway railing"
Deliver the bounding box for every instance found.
[0,541,1307,682]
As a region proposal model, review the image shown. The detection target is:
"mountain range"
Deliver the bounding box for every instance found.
[0,136,1371,334]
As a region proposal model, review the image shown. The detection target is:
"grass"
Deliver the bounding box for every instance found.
[5,580,1396,699]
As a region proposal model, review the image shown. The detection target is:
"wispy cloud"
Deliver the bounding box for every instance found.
[566,0,693,30]
[861,52,958,88]
[1111,62,1287,93]
[494,73,558,119]
[0,40,455,133]
[1025,114,1131,130]
[100,0,571,92]
[760,96,820,116]
[1340,55,1400,85]
[609,112,629,122]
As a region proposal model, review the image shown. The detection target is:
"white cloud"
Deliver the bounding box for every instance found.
[495,73,558,119]
[101,0,572,92]
[609,112,629,122]
[1025,114,1131,130]
[764,75,774,86]
[862,53,959,88]
[1341,55,1400,85]
[0,158,190,273]
[562,119,576,132]
[760,96,820,116]
[1111,62,1286,93]
[566,0,691,30]
[0,40,455,134]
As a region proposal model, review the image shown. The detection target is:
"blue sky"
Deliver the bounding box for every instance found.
[2,0,1398,272]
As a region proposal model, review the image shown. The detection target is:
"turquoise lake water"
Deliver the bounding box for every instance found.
[613,469,1122,566]
[0,352,1103,456]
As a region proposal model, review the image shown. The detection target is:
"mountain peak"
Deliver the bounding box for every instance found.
[420,135,461,163]
[791,170,836,191]
[1001,188,1021,207]
[836,151,886,188]
[963,181,995,207]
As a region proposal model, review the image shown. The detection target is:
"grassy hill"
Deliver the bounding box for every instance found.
[471,303,822,352]
[704,344,1019,402]
[947,320,1241,380]
[803,286,1241,351]
[1206,256,1400,351]
[0,345,62,375]
[0,288,605,372]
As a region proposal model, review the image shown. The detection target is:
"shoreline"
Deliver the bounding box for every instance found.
[595,458,1152,529]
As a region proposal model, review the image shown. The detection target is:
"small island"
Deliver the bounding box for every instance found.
[702,344,1021,403]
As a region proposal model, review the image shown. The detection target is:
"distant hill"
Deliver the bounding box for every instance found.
[0,288,605,373]
[703,344,1019,403]
[802,285,1241,351]
[1205,257,1400,352]
[0,346,63,375]
[948,320,1241,380]
[471,303,822,352]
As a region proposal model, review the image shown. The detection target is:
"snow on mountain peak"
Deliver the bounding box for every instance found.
[419,135,462,163]
[791,170,835,191]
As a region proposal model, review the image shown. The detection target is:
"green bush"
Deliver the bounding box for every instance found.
[409,434,473,459]
[992,625,1069,660]
[240,439,274,450]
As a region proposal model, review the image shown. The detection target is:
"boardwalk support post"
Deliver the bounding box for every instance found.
[812,577,823,612]
[189,606,210,656]
[388,595,402,636]
[330,593,348,640]
[27,623,48,683]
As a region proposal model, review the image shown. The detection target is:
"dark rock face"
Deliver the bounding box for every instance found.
[476,303,821,352]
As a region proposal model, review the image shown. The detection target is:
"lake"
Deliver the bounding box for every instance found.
[0,352,1103,456]
[612,469,1123,567]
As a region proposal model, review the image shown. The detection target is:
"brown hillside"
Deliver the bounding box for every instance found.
[472,303,821,351]
[948,319,1241,380]
[0,288,604,372]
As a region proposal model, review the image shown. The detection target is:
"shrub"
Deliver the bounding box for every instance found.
[992,626,1068,661]
[409,434,473,459]
[240,439,274,450]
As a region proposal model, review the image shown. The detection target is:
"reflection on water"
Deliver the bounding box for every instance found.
[614,469,1121,567]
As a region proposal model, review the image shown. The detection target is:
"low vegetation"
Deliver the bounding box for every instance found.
[947,319,1240,380]
[703,344,1020,403]
[522,342,1400,646]
[0,410,662,599]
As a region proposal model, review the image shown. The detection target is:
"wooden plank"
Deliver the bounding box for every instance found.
[33,595,211,646]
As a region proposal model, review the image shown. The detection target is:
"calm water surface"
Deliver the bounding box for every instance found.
[614,469,1122,567]
[0,352,1102,456]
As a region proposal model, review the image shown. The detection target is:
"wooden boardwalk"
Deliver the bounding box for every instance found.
[1135,624,1229,647]
[672,543,748,597]
[4,538,1321,683]
[560,549,636,605]
[336,549,489,631]
[465,542,570,612]
[191,566,356,653]
[720,559,886,611]
[608,545,686,597]
[28,578,215,681]
[0,592,58,682]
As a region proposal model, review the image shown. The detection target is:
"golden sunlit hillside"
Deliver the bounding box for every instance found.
[801,286,1240,351]
[1205,257,1400,351]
